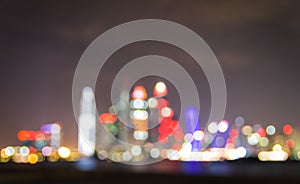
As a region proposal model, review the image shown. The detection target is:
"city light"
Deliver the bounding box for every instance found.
[2,83,300,165]
[58,146,71,159]
[78,87,96,157]
[153,82,168,97]
[132,86,147,100]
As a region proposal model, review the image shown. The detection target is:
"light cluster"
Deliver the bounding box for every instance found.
[96,82,300,163]
[0,123,79,164]
[1,82,300,164]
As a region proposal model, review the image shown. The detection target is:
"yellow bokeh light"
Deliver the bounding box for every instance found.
[28,153,38,164]
[1,148,8,159]
[273,144,282,152]
[66,152,81,162]
[259,137,269,147]
[48,152,59,162]
[258,151,268,161]
[297,151,300,160]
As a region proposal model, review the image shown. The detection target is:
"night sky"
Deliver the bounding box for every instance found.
[1,0,300,148]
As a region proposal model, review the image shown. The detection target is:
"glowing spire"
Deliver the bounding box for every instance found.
[78,87,96,157]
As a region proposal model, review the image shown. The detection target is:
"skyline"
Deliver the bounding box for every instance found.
[1,0,300,148]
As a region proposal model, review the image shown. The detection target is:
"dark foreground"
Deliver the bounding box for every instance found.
[0,159,299,184]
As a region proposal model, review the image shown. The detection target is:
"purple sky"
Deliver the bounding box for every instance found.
[0,0,300,148]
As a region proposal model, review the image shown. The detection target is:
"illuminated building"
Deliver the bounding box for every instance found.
[211,120,230,148]
[153,82,184,147]
[131,86,149,141]
[78,87,96,157]
[184,107,201,151]
[115,90,131,142]
[7,82,300,163]
[49,123,61,149]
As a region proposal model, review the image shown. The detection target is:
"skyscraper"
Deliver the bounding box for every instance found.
[78,87,96,157]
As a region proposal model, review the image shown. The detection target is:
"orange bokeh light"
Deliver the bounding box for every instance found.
[17,130,30,141]
[132,86,147,100]
[99,113,117,124]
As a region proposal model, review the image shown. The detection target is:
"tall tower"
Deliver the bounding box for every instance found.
[78,87,96,157]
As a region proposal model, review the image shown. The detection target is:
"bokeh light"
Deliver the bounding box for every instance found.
[20,146,30,156]
[132,86,147,100]
[218,120,229,133]
[58,146,71,159]
[161,107,174,118]
[148,97,158,108]
[247,133,260,145]
[242,125,252,135]
[193,130,204,141]
[150,148,160,159]
[41,146,52,156]
[4,146,15,157]
[266,125,276,135]
[99,113,117,124]
[208,121,218,134]
[234,116,245,127]
[131,145,142,156]
[28,153,38,164]
[283,124,293,135]
[153,82,168,97]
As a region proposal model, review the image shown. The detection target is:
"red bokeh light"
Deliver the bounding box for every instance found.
[29,146,37,153]
[226,138,236,144]
[158,134,168,144]
[156,99,169,109]
[158,119,179,136]
[286,139,294,149]
[99,113,117,124]
[283,124,293,135]
[29,131,36,141]
[257,128,266,137]
[229,129,239,138]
